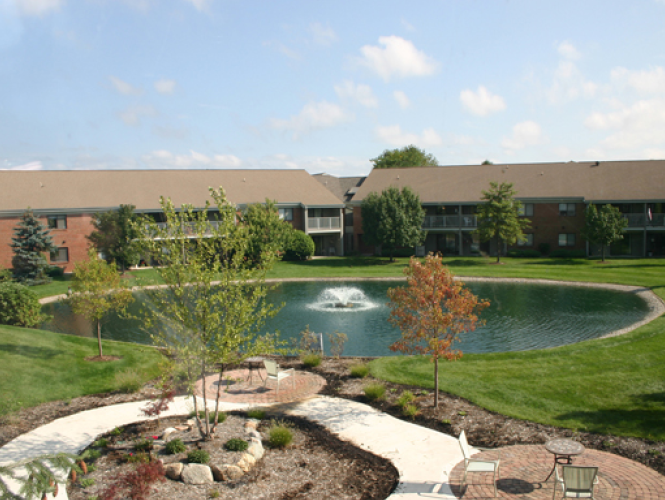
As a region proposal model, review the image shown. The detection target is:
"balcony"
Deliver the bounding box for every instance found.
[422,215,477,229]
[308,217,341,231]
[623,213,665,227]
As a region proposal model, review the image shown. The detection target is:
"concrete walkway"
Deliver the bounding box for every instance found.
[0,395,462,500]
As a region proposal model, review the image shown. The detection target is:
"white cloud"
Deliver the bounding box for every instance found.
[13,0,62,16]
[546,60,597,104]
[393,90,410,109]
[357,36,438,81]
[154,79,176,95]
[1,160,43,170]
[308,22,337,46]
[270,101,353,138]
[334,81,378,108]
[557,41,581,60]
[501,121,544,151]
[142,150,242,169]
[611,66,665,94]
[460,85,506,116]
[109,76,143,96]
[375,125,442,147]
[118,105,157,126]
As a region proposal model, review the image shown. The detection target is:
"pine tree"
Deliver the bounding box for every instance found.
[11,209,56,285]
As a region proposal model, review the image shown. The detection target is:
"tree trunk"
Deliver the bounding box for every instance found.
[496,236,501,263]
[212,363,225,435]
[202,359,210,439]
[434,357,439,407]
[97,320,103,357]
[190,367,205,437]
[390,248,395,263]
[601,245,606,262]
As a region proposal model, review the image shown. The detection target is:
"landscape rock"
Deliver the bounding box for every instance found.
[244,420,258,430]
[247,441,264,460]
[209,463,226,482]
[237,452,256,472]
[162,427,177,440]
[247,430,262,440]
[164,462,184,480]
[221,465,244,481]
[181,463,213,485]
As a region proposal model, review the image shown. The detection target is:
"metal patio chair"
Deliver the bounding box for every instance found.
[553,465,598,499]
[263,359,295,394]
[458,430,501,497]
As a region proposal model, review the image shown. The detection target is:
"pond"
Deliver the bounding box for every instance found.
[40,280,652,356]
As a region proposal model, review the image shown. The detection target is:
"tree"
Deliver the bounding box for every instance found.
[370,145,438,169]
[0,282,49,327]
[67,248,134,358]
[283,230,315,261]
[481,159,493,165]
[582,204,628,262]
[132,187,284,440]
[242,199,293,265]
[10,209,56,285]
[387,256,489,407]
[0,452,82,500]
[475,182,530,263]
[87,204,140,272]
[361,186,426,262]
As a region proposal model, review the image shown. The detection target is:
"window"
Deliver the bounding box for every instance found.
[50,247,69,263]
[47,215,67,229]
[559,203,576,216]
[518,234,534,246]
[518,203,534,217]
[558,234,576,247]
[278,208,293,221]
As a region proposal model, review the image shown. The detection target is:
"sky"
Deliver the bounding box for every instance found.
[2,0,665,177]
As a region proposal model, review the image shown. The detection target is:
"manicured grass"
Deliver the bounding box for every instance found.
[0,325,164,415]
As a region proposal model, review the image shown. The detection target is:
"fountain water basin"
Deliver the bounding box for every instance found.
[306,286,379,312]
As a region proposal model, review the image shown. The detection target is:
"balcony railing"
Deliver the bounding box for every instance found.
[623,213,665,227]
[308,217,341,231]
[422,215,477,228]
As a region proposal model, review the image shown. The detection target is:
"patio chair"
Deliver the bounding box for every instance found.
[553,465,598,499]
[263,359,295,394]
[458,430,500,497]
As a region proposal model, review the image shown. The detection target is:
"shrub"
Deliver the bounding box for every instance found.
[349,363,369,378]
[549,249,587,258]
[268,421,293,448]
[187,450,210,464]
[283,230,315,261]
[507,249,541,258]
[301,353,321,368]
[402,404,420,419]
[83,449,102,462]
[165,438,186,455]
[0,282,49,327]
[247,408,267,420]
[441,419,451,425]
[93,438,109,448]
[113,461,165,500]
[363,383,386,401]
[0,267,11,282]
[224,438,249,452]
[46,266,65,279]
[133,439,153,453]
[396,390,416,408]
[538,242,551,255]
[125,452,150,464]
[110,427,124,436]
[115,369,142,394]
[326,331,348,358]
[79,478,96,488]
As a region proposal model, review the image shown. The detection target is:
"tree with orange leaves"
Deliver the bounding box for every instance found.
[387,255,490,407]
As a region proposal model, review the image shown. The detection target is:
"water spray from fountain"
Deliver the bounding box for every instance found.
[307,286,379,312]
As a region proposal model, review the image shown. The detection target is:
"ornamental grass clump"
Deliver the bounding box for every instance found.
[363,383,386,401]
[115,369,143,394]
[396,390,416,408]
[349,363,369,378]
[247,408,267,420]
[301,353,321,368]
[165,438,186,455]
[224,438,249,452]
[190,410,227,424]
[268,420,294,448]
[187,450,210,464]
[402,404,420,419]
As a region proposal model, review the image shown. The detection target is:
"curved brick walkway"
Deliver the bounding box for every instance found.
[449,444,665,499]
[194,367,326,404]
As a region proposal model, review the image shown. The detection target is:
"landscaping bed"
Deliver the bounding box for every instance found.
[66,412,398,500]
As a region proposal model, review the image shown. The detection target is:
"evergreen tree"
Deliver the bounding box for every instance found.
[87,204,139,271]
[582,204,628,262]
[10,209,56,285]
[475,182,530,263]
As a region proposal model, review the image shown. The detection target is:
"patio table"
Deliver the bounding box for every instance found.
[543,438,585,482]
[244,356,265,385]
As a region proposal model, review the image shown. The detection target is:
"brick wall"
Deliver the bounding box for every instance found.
[510,202,586,253]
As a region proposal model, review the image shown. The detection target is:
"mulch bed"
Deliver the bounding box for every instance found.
[67,413,398,500]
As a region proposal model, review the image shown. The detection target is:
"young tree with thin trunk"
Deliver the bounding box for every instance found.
[387,255,489,407]
[475,182,530,263]
[67,248,134,358]
[133,187,284,440]
[582,204,628,262]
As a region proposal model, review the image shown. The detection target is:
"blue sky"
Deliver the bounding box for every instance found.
[2,0,665,177]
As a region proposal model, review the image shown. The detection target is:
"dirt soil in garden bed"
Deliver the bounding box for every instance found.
[67,412,398,500]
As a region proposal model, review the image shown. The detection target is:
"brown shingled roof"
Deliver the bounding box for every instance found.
[0,169,343,213]
[352,160,665,204]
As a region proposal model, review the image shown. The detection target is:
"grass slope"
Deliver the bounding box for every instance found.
[0,325,163,415]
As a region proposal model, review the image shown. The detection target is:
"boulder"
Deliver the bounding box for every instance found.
[164,462,184,481]
[209,463,226,482]
[237,452,256,472]
[222,465,244,481]
[247,441,264,460]
[162,427,178,440]
[181,464,213,485]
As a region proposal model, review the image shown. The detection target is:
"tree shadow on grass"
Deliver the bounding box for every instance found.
[285,257,398,268]
[0,343,64,360]
[442,259,488,267]
[524,259,590,266]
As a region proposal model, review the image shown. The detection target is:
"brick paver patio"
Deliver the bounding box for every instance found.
[449,444,665,499]
[194,367,326,405]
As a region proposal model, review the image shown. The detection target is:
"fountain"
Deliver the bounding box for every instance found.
[306,286,379,312]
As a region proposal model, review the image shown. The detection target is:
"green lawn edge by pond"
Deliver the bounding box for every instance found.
[21,256,665,440]
[0,325,163,415]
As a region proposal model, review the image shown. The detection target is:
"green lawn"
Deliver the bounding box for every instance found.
[0,325,164,416]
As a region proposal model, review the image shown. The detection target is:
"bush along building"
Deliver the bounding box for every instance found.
[0,159,664,273]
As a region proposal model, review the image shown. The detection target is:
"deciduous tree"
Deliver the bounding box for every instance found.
[132,187,285,440]
[87,204,140,272]
[10,209,56,285]
[475,182,530,263]
[387,255,489,407]
[370,145,438,169]
[582,204,628,262]
[67,248,134,358]
[242,199,293,265]
[361,186,426,262]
